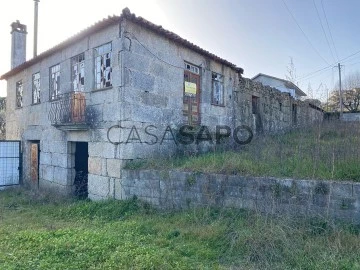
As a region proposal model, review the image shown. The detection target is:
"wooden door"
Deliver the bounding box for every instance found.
[183,70,200,125]
[72,92,86,122]
[30,143,39,186]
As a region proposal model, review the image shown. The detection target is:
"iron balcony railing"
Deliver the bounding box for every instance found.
[49,92,87,126]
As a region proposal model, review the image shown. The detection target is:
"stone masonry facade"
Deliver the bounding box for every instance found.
[2,8,323,199]
[235,78,323,134]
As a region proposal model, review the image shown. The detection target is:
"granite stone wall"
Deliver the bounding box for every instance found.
[119,169,360,224]
[235,78,323,134]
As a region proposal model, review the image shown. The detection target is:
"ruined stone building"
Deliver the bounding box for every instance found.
[0,8,323,199]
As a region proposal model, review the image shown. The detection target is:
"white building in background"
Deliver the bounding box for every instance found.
[252,73,307,100]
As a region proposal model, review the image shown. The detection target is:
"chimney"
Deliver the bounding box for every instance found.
[11,20,27,69]
[33,0,39,57]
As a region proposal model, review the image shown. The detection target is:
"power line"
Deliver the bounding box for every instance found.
[297,48,360,83]
[321,0,339,61]
[339,49,360,63]
[297,65,333,82]
[272,63,334,90]
[346,61,360,67]
[299,67,332,82]
[342,54,360,64]
[281,0,330,66]
[313,0,336,63]
[271,66,332,90]
[260,46,360,91]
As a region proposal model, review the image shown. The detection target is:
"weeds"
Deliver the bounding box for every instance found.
[1,122,359,268]
[1,188,360,269]
[126,122,360,182]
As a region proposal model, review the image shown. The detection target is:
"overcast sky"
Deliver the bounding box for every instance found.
[1,0,360,100]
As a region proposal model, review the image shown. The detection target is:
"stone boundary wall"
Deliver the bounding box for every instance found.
[120,170,360,224]
[235,78,323,134]
[342,113,360,122]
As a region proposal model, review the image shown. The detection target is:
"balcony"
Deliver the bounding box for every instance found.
[49,92,89,131]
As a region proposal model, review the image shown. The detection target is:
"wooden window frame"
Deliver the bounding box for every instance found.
[32,72,41,105]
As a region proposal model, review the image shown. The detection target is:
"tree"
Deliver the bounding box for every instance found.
[342,88,360,112]
[307,83,313,99]
[285,57,298,86]
[328,72,360,112]
[328,89,360,112]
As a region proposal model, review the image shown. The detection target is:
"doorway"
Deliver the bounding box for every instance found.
[74,142,88,199]
[0,141,21,187]
[30,141,40,187]
[183,63,201,126]
[292,104,297,125]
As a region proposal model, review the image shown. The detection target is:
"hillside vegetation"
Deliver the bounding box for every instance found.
[127,122,360,182]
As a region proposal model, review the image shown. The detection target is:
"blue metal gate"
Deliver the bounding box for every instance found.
[0,141,21,187]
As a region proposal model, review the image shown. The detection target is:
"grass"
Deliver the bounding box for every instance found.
[1,188,360,269]
[126,122,360,182]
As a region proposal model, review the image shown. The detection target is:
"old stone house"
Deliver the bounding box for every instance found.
[0,8,323,200]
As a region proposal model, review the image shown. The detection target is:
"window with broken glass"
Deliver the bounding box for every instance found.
[71,53,85,92]
[94,43,112,89]
[50,64,60,100]
[212,73,224,106]
[32,72,41,104]
[185,62,200,74]
[16,80,23,108]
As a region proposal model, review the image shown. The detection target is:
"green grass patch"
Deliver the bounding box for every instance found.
[126,122,360,181]
[0,188,360,269]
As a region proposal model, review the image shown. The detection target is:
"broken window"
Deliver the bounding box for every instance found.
[16,80,23,108]
[71,53,85,92]
[50,64,60,100]
[94,43,112,89]
[184,62,200,74]
[32,72,41,104]
[212,72,224,106]
[252,95,259,114]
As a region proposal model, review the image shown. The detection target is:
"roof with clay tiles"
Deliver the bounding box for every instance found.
[1,8,243,80]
